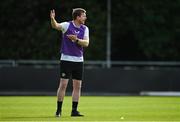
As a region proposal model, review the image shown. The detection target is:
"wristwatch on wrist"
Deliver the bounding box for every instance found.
[76,39,79,43]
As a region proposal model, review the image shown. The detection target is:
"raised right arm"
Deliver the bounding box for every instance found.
[50,9,62,31]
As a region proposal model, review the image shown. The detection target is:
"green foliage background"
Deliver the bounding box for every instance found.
[0,0,180,61]
[111,0,180,61]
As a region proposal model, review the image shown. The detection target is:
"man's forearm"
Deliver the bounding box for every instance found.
[51,18,60,30]
[77,39,89,47]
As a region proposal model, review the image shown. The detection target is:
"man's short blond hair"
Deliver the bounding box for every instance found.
[72,8,86,20]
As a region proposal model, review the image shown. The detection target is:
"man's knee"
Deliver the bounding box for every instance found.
[73,80,82,90]
[59,79,68,90]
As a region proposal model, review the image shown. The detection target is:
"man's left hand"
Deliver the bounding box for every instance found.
[67,34,77,42]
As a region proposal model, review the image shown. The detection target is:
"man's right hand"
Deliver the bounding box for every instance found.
[50,9,55,19]
[50,9,62,31]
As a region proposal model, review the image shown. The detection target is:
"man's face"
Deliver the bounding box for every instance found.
[77,12,87,24]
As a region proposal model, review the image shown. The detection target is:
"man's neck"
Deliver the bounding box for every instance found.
[73,20,81,28]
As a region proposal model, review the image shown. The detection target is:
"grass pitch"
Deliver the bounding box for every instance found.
[0,96,180,121]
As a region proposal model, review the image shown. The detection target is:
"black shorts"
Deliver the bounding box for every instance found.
[60,60,84,80]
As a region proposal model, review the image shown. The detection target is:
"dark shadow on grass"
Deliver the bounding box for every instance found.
[1,116,64,119]
[1,115,80,121]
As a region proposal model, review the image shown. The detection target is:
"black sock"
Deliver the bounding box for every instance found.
[57,101,63,112]
[72,101,78,111]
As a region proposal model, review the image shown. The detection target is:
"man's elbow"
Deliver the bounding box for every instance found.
[51,23,55,29]
[83,41,89,47]
[51,23,59,30]
[51,25,55,29]
[51,24,57,29]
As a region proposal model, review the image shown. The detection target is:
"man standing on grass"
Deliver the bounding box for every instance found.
[50,8,89,117]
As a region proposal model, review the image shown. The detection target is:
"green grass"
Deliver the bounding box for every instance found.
[0,96,180,121]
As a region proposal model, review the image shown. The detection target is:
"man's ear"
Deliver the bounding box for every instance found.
[76,16,80,20]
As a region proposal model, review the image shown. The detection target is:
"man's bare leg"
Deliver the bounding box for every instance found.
[71,79,83,116]
[56,78,68,117]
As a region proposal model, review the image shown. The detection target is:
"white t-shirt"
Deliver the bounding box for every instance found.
[59,22,89,62]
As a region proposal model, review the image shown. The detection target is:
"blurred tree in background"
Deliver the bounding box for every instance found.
[0,0,180,61]
[111,0,180,61]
